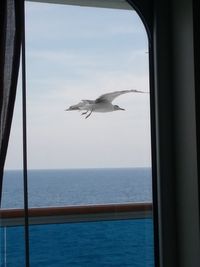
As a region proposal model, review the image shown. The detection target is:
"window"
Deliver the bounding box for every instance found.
[2,2,151,202]
[1,1,156,266]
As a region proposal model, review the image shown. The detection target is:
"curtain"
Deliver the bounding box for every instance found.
[0,0,22,206]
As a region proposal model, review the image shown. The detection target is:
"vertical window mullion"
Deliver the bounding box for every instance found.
[20,0,30,266]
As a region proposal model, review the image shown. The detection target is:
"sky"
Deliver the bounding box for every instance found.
[5,1,151,170]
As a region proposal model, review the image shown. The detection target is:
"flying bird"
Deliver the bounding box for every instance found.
[65,89,146,119]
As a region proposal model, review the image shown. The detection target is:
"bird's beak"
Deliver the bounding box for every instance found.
[119,108,125,111]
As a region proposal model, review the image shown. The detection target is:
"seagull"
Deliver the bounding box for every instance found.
[65,89,146,119]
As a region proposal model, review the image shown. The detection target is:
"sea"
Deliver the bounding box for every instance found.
[1,168,155,267]
[1,167,152,208]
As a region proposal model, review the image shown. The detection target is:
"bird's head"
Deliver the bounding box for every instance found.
[114,105,125,111]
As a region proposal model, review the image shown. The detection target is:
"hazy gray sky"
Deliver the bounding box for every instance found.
[5,1,151,170]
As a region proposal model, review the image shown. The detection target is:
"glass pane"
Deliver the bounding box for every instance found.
[1,1,155,266]
[4,1,151,209]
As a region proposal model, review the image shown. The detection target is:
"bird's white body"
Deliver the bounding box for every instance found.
[66,89,146,118]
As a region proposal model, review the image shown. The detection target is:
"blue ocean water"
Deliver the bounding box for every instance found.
[1,168,154,267]
[1,168,152,208]
[1,219,154,267]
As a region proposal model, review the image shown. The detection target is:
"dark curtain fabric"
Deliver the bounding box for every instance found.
[0,0,22,206]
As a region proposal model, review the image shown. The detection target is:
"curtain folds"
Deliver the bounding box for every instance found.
[0,0,22,205]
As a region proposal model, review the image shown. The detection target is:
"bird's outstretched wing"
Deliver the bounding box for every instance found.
[95,89,145,103]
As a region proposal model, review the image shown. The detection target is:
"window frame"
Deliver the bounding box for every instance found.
[152,1,200,267]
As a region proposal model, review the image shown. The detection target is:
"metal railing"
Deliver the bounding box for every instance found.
[0,203,152,226]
